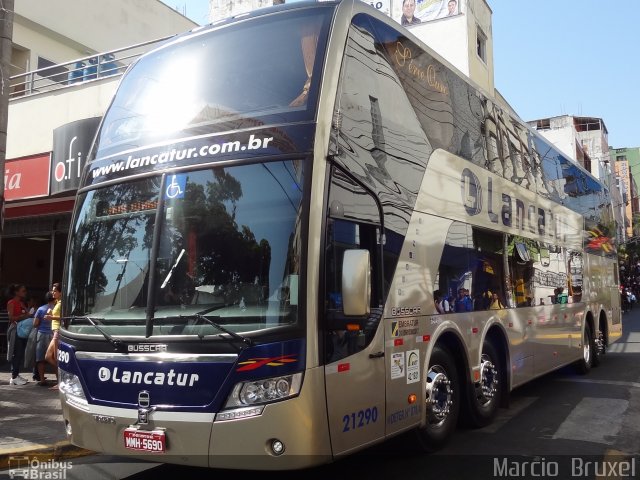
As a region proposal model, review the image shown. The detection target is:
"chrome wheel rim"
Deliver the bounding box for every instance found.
[595,331,605,356]
[478,353,498,405]
[425,365,453,427]
[583,330,591,363]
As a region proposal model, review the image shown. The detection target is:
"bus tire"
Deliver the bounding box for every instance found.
[575,323,594,375]
[415,345,460,452]
[465,341,502,428]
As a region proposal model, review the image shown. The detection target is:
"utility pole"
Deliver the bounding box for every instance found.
[0,0,14,258]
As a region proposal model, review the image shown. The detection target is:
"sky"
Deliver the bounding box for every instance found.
[162,0,639,148]
[162,0,210,25]
[490,0,639,149]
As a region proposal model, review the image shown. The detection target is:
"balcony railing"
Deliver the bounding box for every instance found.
[9,35,172,99]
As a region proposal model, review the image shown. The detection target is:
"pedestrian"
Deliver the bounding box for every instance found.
[434,289,450,314]
[44,282,62,390]
[455,288,473,312]
[24,295,41,381]
[34,292,55,386]
[22,295,40,378]
[489,292,505,310]
[621,289,629,313]
[6,284,31,385]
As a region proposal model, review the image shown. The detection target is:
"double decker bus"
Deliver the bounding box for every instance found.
[58,0,622,470]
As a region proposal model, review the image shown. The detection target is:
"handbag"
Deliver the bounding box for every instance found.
[17,317,34,339]
[24,327,38,369]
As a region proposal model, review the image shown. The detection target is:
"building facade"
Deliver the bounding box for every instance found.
[394,0,495,97]
[527,114,626,243]
[610,147,640,189]
[3,1,195,299]
[632,176,640,237]
[209,0,285,22]
[526,115,612,180]
[613,157,633,239]
[574,117,611,183]
[611,146,640,238]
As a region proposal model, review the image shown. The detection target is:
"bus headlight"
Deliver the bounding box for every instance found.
[224,372,303,409]
[59,370,89,411]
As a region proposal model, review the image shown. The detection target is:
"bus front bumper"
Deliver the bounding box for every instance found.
[61,366,332,470]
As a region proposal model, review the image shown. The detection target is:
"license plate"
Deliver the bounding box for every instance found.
[123,428,166,453]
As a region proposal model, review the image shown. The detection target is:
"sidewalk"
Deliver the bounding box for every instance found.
[0,365,93,469]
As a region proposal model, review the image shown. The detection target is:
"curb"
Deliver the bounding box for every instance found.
[0,441,93,470]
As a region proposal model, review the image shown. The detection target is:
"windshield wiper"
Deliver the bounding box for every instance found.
[178,313,254,349]
[160,249,186,289]
[67,316,126,351]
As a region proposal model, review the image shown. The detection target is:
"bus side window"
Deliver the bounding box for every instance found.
[508,236,535,308]
[471,227,508,309]
[434,222,473,312]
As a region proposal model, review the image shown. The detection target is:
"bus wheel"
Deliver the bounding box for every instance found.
[465,341,502,428]
[416,345,460,452]
[575,324,594,374]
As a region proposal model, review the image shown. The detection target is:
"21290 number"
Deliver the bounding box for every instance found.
[342,407,378,432]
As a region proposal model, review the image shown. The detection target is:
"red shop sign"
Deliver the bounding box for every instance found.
[4,154,51,201]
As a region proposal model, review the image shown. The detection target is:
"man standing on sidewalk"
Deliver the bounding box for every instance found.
[6,284,31,385]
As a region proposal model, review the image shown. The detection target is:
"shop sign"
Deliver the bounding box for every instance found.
[4,154,51,201]
[51,117,101,194]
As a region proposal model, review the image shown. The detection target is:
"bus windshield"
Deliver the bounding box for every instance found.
[93,8,332,159]
[65,160,305,336]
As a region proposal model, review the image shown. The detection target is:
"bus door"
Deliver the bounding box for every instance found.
[323,167,386,455]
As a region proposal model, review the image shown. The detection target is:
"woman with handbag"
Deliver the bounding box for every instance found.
[7,284,31,385]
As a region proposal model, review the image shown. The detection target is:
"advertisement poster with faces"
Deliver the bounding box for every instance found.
[398,0,462,27]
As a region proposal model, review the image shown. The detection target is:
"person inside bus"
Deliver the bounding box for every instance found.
[455,288,473,312]
[473,292,486,311]
[489,292,505,310]
[400,0,421,26]
[434,290,450,314]
[478,290,492,310]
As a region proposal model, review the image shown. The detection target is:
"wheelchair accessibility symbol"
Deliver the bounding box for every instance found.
[165,174,186,199]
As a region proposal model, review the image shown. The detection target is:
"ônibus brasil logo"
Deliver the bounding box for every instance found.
[98,366,199,387]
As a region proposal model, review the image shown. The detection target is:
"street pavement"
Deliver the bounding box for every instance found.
[0,365,92,471]
[1,310,639,479]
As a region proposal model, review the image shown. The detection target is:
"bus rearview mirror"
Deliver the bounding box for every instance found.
[342,249,371,317]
